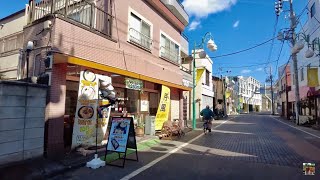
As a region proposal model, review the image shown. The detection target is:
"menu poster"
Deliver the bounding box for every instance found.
[106,118,131,153]
[141,100,149,112]
[97,74,112,144]
[71,71,112,148]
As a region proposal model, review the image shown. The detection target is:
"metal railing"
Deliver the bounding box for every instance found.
[181,32,188,42]
[129,28,152,50]
[28,0,113,37]
[180,65,191,74]
[176,0,184,9]
[160,46,180,64]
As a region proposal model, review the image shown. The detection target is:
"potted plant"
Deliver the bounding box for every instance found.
[135,113,144,137]
[135,123,145,137]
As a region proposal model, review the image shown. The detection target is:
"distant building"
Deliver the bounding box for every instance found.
[212,76,224,108]
[237,76,262,113]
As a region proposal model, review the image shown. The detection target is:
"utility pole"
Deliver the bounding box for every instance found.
[285,72,289,119]
[221,75,227,117]
[289,0,301,125]
[270,66,275,115]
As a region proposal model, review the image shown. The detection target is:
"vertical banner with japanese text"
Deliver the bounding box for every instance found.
[71,70,112,148]
[307,68,319,87]
[196,69,205,85]
[155,85,170,130]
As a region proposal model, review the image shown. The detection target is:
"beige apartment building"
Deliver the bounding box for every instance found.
[6,0,192,157]
[0,9,28,80]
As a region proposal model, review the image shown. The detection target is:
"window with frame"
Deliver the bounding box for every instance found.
[312,38,318,51]
[205,70,210,86]
[129,12,152,50]
[310,3,316,18]
[160,34,180,64]
[0,33,23,54]
[68,4,93,27]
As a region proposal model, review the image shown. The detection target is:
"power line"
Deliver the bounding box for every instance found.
[216,59,280,69]
[210,36,277,59]
[278,55,292,81]
[266,16,279,66]
[274,41,285,77]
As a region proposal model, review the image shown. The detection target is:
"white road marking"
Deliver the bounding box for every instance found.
[120,117,235,180]
[270,116,320,139]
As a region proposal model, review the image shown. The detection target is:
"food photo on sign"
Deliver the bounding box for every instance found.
[107,118,131,152]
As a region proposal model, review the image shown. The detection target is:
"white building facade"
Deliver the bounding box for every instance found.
[193,49,214,119]
[291,0,320,123]
[238,76,262,113]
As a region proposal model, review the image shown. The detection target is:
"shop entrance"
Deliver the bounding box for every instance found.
[64,65,161,152]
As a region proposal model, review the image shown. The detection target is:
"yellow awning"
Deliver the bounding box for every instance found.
[54,53,192,91]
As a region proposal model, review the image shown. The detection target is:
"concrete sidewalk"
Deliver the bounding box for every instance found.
[0,135,157,180]
[0,128,197,180]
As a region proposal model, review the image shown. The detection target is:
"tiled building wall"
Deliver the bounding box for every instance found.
[44,63,67,157]
[51,0,184,86]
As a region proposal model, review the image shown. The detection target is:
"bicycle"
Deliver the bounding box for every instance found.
[203,119,212,134]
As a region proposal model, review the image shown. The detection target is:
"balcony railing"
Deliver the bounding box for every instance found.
[129,28,153,50]
[176,0,184,9]
[28,0,113,37]
[180,66,191,74]
[181,32,188,42]
[160,46,180,64]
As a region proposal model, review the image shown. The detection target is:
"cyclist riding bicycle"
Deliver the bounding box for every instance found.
[200,105,215,134]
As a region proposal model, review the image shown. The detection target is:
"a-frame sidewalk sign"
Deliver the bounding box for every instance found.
[104,116,138,168]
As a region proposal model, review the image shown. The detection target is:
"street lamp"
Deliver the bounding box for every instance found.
[305,37,320,58]
[192,32,217,129]
[26,41,34,82]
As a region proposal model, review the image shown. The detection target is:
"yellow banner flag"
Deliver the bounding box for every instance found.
[307,68,319,87]
[225,91,231,99]
[196,69,205,84]
[155,85,171,130]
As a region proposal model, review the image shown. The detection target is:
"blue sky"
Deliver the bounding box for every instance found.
[182,0,307,84]
[1,0,307,84]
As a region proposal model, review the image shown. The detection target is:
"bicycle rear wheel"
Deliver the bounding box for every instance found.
[203,123,207,134]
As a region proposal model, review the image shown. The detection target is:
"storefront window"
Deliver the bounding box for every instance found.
[126,89,139,113]
[111,87,126,113]
[149,92,159,115]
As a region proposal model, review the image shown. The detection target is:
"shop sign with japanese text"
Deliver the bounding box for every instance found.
[125,78,143,90]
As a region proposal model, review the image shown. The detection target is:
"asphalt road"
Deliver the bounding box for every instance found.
[51,114,320,180]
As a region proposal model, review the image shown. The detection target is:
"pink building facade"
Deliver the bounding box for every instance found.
[22,0,192,157]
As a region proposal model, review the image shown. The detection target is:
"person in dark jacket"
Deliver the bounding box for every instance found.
[200,105,215,133]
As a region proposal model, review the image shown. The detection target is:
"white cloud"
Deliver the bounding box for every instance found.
[183,0,237,18]
[233,20,240,28]
[241,69,251,74]
[256,68,263,71]
[188,20,201,31]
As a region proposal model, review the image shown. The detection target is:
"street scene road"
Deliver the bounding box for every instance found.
[51,114,320,180]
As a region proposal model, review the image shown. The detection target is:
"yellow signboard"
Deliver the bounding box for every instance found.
[225,90,231,99]
[155,85,171,130]
[196,69,205,84]
[307,68,319,87]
